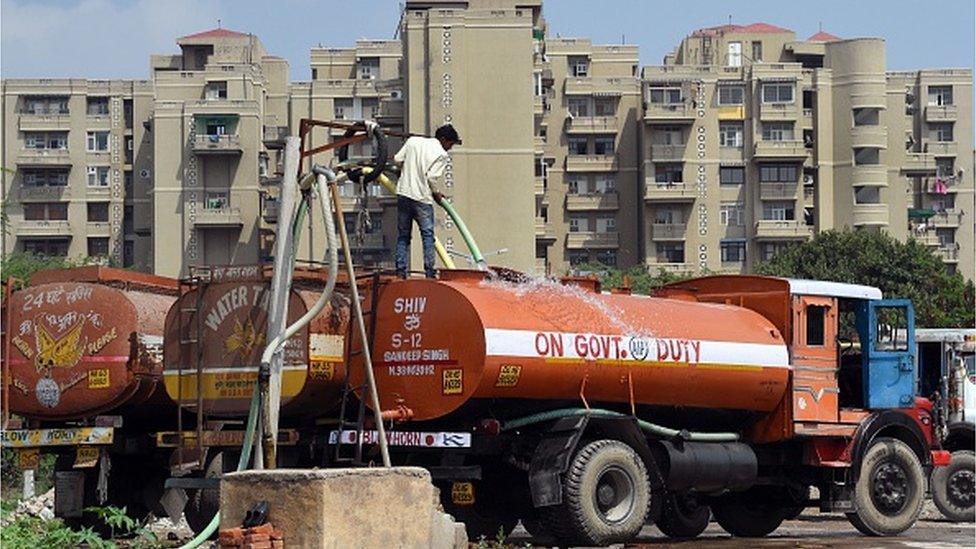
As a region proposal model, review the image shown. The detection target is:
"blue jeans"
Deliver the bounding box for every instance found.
[396,196,436,278]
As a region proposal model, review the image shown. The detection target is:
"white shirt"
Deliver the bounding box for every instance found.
[394,136,449,205]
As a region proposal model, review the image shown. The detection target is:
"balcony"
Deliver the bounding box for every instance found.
[262,125,288,148]
[852,165,888,187]
[533,95,546,116]
[534,177,546,196]
[350,233,386,250]
[759,102,799,121]
[19,114,71,131]
[566,116,618,134]
[192,134,243,155]
[17,149,71,167]
[564,77,636,97]
[924,141,957,157]
[535,218,555,241]
[644,182,696,202]
[650,223,687,241]
[851,126,887,149]
[650,144,687,162]
[19,186,71,201]
[930,209,962,229]
[902,152,938,175]
[925,105,957,122]
[86,185,112,199]
[535,258,549,274]
[566,154,618,172]
[753,140,807,160]
[262,199,279,223]
[760,182,799,200]
[925,177,960,194]
[566,232,618,249]
[86,221,111,236]
[852,204,889,227]
[16,220,72,237]
[566,193,619,211]
[534,135,546,153]
[911,229,940,247]
[645,261,694,274]
[754,220,813,240]
[643,103,696,124]
[195,207,244,227]
[936,245,960,263]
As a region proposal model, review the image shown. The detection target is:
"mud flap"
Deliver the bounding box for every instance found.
[528,415,589,507]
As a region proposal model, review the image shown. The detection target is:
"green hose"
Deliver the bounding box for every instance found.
[435,197,487,270]
[502,408,740,442]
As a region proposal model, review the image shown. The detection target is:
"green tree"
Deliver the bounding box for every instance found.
[0,252,100,290]
[570,263,694,295]
[755,230,974,328]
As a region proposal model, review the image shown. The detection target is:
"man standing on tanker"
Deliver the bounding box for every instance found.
[392,124,462,279]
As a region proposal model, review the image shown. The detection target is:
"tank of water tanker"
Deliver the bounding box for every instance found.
[353,270,791,422]
[161,267,351,418]
[4,267,178,420]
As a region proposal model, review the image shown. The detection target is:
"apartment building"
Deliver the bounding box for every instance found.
[1,79,154,268]
[640,24,973,279]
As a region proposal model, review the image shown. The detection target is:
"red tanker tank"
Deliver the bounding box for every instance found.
[162,266,351,418]
[4,267,178,420]
[355,271,791,421]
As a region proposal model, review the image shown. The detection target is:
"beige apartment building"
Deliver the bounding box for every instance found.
[640,23,973,279]
[2,4,972,281]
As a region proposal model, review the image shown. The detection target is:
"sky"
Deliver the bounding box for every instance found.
[1,0,974,82]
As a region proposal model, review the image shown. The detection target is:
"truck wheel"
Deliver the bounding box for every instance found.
[542,439,650,546]
[712,500,785,537]
[656,492,710,538]
[931,450,975,522]
[184,451,231,537]
[846,437,925,536]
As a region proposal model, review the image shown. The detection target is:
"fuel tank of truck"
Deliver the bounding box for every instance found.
[354,271,792,421]
[4,267,178,420]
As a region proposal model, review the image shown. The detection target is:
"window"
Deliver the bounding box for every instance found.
[87,131,110,152]
[124,206,133,234]
[762,122,794,141]
[24,96,68,115]
[568,137,588,155]
[596,216,616,233]
[853,108,880,126]
[653,207,681,225]
[567,175,586,195]
[123,241,134,267]
[655,164,683,184]
[759,164,798,183]
[311,68,318,80]
[652,126,684,145]
[752,41,763,62]
[594,137,614,156]
[22,169,68,187]
[22,239,70,256]
[87,237,110,257]
[568,250,589,266]
[936,158,955,179]
[803,90,815,109]
[124,171,133,196]
[762,83,794,104]
[593,98,615,116]
[762,201,795,221]
[205,121,227,136]
[259,155,269,177]
[874,306,909,352]
[567,97,589,117]
[727,42,742,67]
[719,122,743,147]
[648,87,682,105]
[806,305,826,346]
[87,202,109,222]
[25,132,67,150]
[718,86,744,105]
[362,98,380,119]
[656,243,684,263]
[720,202,744,226]
[854,148,880,166]
[931,123,954,142]
[854,187,881,204]
[87,166,110,187]
[359,57,379,80]
[205,192,229,210]
[24,202,67,221]
[334,98,352,120]
[927,86,953,106]
[87,97,109,115]
[760,242,790,261]
[568,215,584,233]
[596,250,617,266]
[205,81,228,100]
[720,166,745,185]
[721,240,746,262]
[570,57,589,77]
[595,175,616,194]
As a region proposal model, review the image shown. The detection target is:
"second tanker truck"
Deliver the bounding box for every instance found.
[336,271,947,545]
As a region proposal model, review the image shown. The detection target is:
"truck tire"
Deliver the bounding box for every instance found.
[846,437,925,536]
[656,492,710,539]
[184,451,230,537]
[712,499,785,538]
[541,439,651,546]
[931,450,975,522]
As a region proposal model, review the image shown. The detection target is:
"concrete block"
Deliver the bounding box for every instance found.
[220,467,467,549]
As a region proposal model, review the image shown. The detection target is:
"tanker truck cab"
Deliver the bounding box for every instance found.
[345,273,944,544]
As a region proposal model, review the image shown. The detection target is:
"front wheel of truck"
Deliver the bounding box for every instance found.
[846,437,925,536]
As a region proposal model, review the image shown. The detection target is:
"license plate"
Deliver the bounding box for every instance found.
[329,430,472,448]
[0,427,113,448]
[451,482,475,506]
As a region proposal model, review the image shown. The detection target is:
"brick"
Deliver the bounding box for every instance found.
[270,530,284,540]
[248,522,274,536]
[270,541,284,549]
[242,542,272,549]
[244,533,270,544]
